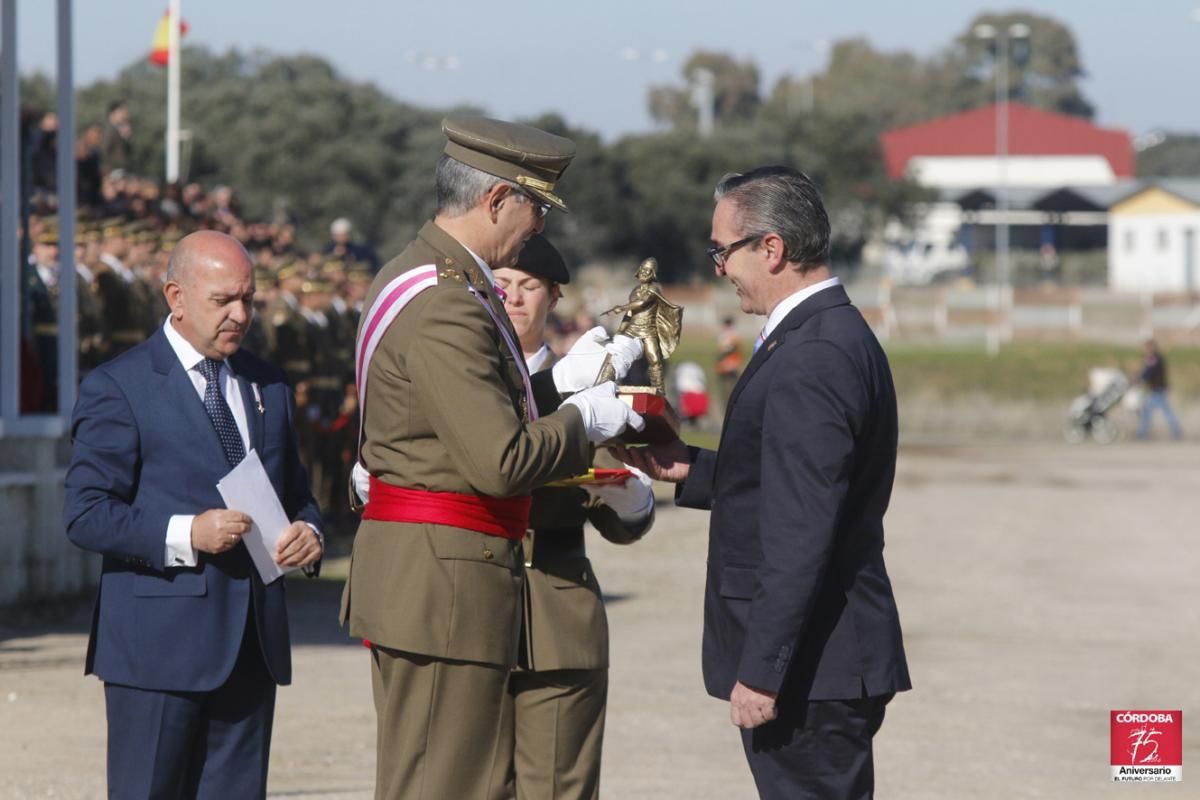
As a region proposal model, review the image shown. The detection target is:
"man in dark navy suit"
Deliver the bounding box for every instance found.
[65,230,323,798]
[621,166,910,799]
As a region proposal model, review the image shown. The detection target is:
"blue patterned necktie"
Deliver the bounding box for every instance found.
[197,358,246,467]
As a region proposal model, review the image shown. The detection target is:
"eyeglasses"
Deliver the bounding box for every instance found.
[515,189,552,219]
[706,235,760,268]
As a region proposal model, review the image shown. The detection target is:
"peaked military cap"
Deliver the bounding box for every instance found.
[301,279,334,294]
[441,115,576,213]
[254,266,277,287]
[276,260,303,281]
[514,234,570,285]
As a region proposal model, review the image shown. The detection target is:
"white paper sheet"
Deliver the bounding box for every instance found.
[216,449,296,584]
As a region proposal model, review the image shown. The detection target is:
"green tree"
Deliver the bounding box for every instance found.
[1137,135,1200,177]
[648,50,761,131]
[954,11,1094,117]
[76,47,448,256]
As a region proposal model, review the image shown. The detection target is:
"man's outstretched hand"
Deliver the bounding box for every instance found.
[611,438,691,483]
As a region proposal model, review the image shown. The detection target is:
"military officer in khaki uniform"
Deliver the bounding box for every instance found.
[341,116,646,800]
[493,235,656,800]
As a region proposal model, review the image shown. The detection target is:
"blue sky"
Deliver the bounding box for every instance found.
[14,0,1200,140]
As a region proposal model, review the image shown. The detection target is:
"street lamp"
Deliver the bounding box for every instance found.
[974,21,1030,344]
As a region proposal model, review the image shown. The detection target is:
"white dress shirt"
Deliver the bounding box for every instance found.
[525,343,552,373]
[163,316,253,567]
[462,243,496,285]
[100,253,135,283]
[761,276,842,341]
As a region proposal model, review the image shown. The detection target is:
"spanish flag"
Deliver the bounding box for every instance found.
[148,10,189,67]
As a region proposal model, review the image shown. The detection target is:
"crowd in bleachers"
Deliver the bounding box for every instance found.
[19,101,380,531]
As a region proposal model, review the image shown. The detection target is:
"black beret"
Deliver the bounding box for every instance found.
[515,234,570,285]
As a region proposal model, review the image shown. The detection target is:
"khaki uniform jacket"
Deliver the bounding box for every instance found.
[341,221,590,668]
[522,432,653,672]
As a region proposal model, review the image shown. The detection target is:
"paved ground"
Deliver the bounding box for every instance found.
[3,442,1198,798]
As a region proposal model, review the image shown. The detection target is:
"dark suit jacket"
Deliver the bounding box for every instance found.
[677,285,911,703]
[64,328,321,692]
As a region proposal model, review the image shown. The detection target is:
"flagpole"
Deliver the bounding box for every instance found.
[165,0,181,183]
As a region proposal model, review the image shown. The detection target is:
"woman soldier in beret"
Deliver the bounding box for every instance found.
[493,234,655,800]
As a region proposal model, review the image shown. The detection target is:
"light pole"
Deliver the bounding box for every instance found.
[619,47,670,131]
[691,67,715,138]
[974,21,1029,346]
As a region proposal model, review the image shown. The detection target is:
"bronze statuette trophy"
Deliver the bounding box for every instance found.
[596,257,683,443]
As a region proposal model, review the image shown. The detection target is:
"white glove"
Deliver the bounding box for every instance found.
[584,464,654,522]
[351,461,371,504]
[551,326,644,392]
[560,381,645,443]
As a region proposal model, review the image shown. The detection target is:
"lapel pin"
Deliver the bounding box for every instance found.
[766,340,779,352]
[251,383,264,414]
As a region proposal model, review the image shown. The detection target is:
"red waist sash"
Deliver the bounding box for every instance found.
[362,476,531,540]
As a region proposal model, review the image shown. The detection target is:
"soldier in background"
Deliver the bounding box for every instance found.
[270,260,313,385]
[299,279,342,518]
[243,266,278,359]
[28,229,60,410]
[72,232,106,378]
[95,221,144,357]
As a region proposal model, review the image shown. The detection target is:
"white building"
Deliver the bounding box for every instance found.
[1108,181,1200,293]
[879,103,1134,284]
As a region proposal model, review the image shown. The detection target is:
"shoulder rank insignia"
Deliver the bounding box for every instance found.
[438,269,464,283]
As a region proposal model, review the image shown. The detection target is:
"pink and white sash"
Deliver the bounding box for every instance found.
[354,264,538,459]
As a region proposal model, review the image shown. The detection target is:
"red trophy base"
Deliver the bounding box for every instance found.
[617,387,680,444]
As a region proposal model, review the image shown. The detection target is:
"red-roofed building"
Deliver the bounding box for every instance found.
[881,103,1133,186]
[876,104,1136,284]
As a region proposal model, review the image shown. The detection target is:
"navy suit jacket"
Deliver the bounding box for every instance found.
[677,285,911,703]
[64,328,321,692]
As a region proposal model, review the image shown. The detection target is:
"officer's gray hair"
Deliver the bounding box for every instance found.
[713,166,831,272]
[434,155,520,217]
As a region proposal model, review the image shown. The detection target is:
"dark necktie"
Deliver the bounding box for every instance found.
[197,358,246,467]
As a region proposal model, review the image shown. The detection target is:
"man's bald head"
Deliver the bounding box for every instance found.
[164,230,257,360]
[166,230,252,288]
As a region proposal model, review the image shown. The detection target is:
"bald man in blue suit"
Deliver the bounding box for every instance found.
[65,231,324,798]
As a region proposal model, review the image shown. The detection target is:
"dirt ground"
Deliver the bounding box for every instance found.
[3,442,1198,798]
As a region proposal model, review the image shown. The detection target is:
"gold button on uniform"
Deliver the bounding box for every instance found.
[483,548,494,561]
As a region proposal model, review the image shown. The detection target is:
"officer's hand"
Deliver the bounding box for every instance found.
[583,464,654,521]
[612,439,691,483]
[351,461,371,504]
[191,509,252,555]
[275,521,323,568]
[729,680,778,729]
[561,382,645,443]
[551,327,644,392]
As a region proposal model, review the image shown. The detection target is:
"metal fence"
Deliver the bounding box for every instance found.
[654,281,1200,347]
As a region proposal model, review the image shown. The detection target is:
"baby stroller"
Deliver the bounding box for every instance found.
[1065,367,1129,444]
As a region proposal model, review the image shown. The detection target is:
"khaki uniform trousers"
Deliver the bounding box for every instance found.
[501,668,608,800]
[371,646,513,800]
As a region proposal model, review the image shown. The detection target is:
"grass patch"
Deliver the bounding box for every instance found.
[668,330,1200,406]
